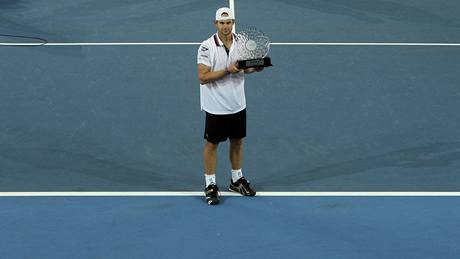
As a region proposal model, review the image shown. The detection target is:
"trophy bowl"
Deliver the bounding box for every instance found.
[236,27,272,69]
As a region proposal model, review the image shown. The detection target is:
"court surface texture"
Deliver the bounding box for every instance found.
[1,0,459,258]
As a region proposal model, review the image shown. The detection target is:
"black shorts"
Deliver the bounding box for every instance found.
[204,109,246,144]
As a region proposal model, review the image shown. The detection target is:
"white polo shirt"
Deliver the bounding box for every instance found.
[197,33,245,115]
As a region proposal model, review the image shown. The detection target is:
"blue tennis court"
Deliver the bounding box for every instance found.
[1,0,460,258]
[1,196,459,258]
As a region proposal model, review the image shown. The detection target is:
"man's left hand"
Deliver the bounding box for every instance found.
[244,67,264,74]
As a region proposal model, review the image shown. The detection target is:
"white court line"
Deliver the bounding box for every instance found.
[1,42,460,46]
[271,42,460,46]
[1,192,460,197]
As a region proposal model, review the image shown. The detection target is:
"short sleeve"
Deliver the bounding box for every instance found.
[197,41,211,67]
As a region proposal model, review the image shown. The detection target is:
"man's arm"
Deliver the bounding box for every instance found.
[198,63,240,85]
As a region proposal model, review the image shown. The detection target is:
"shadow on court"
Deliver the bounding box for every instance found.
[258,141,460,191]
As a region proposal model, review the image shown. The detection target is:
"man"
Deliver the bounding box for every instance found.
[197,7,263,205]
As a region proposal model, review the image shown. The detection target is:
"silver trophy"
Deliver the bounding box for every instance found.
[236,27,272,69]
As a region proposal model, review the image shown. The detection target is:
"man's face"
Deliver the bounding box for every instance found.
[215,19,234,36]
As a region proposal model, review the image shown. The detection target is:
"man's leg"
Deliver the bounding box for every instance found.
[229,138,243,170]
[204,140,219,205]
[229,138,255,196]
[204,141,219,175]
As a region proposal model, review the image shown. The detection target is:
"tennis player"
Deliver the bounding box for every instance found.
[197,7,263,205]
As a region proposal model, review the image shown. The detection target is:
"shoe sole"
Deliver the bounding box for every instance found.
[229,186,256,196]
[205,194,220,205]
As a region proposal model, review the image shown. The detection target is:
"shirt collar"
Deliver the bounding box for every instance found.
[214,33,237,47]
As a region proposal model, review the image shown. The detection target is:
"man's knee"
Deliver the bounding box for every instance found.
[230,138,243,147]
[205,141,219,152]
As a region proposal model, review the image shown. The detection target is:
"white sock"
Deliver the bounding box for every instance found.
[231,169,243,182]
[205,174,216,187]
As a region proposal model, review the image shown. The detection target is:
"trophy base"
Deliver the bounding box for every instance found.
[237,57,272,69]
